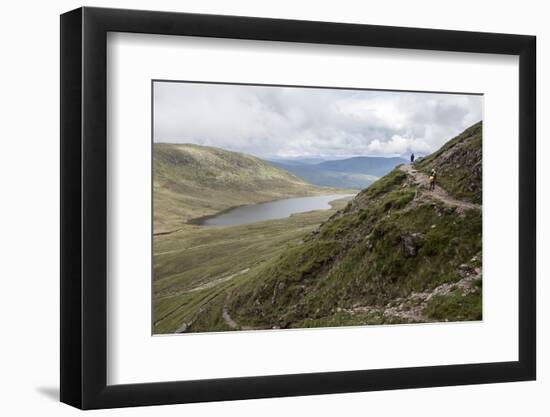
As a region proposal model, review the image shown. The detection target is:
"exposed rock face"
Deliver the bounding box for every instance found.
[401,233,423,257]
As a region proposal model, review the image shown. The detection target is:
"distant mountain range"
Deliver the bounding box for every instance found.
[269,156,406,189]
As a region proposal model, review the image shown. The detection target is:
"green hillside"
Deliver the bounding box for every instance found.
[189,122,483,331]
[154,143,343,234]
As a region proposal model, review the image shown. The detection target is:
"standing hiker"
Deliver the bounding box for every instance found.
[410,153,415,163]
[429,168,437,190]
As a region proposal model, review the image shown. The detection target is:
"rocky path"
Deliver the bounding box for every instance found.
[399,164,480,211]
[347,262,481,323]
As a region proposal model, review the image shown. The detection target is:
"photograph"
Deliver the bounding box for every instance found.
[152,81,483,334]
[1,0,543,413]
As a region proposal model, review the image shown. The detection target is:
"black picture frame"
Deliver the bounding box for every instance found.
[60,6,536,410]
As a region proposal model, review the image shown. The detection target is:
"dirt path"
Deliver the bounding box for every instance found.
[158,268,251,300]
[187,268,250,293]
[222,293,257,331]
[171,269,254,332]
[160,268,250,332]
[399,164,480,211]
[222,294,239,329]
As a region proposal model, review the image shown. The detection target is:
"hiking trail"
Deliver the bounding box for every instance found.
[400,164,480,211]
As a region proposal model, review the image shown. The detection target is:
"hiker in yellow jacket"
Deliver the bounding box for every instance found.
[429,169,437,191]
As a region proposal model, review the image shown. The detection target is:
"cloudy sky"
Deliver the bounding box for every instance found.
[153,81,482,160]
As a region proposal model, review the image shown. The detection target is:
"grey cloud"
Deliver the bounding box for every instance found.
[153,82,483,158]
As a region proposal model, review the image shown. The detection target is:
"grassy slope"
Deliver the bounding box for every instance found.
[213,123,484,330]
[154,143,345,234]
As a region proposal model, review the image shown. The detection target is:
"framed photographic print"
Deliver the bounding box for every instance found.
[60,7,536,409]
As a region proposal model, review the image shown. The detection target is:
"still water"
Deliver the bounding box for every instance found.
[197,194,355,227]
